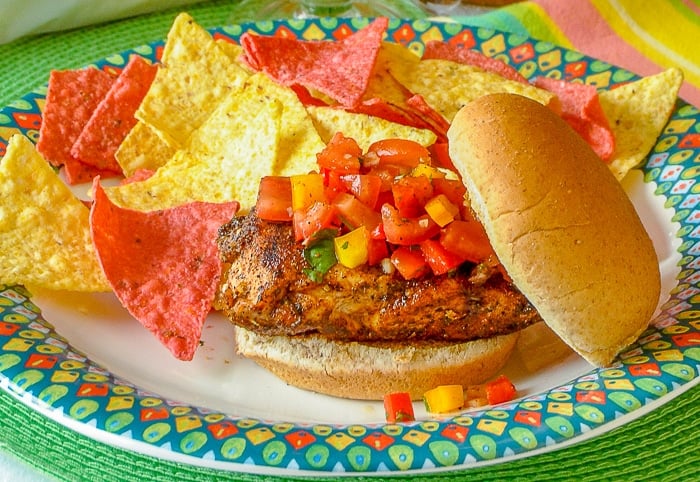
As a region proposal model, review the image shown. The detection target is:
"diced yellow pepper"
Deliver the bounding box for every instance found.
[290,173,325,211]
[425,194,459,227]
[410,163,445,180]
[423,384,464,414]
[334,226,369,269]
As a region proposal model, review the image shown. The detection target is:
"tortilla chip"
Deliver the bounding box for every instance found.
[71,55,158,172]
[0,135,110,292]
[106,84,283,212]
[422,40,528,84]
[120,168,155,185]
[600,67,684,180]
[90,180,238,360]
[306,105,437,151]
[390,58,556,123]
[240,17,388,108]
[36,67,114,167]
[291,85,331,107]
[135,12,250,147]
[115,121,177,177]
[62,158,118,186]
[35,67,118,184]
[215,39,255,74]
[244,73,325,176]
[534,76,615,161]
[352,98,432,131]
[364,41,420,107]
[406,95,451,138]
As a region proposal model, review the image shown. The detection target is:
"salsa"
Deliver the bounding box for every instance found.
[254,133,494,281]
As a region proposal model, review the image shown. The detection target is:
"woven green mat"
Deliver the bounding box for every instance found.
[0,1,698,480]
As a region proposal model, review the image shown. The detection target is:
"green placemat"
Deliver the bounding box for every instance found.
[0,1,698,480]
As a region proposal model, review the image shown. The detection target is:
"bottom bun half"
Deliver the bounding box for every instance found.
[234,326,519,400]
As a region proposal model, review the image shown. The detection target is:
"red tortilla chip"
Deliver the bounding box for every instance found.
[534,76,615,161]
[63,158,118,185]
[90,180,239,360]
[119,168,155,185]
[72,56,158,173]
[36,67,117,183]
[405,94,450,139]
[422,41,528,84]
[240,18,388,108]
[353,98,424,127]
[290,84,329,107]
[348,97,446,143]
[37,68,115,167]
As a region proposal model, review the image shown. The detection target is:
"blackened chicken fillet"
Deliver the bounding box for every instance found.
[215,210,541,343]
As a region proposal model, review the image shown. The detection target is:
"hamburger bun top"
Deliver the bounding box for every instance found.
[447,93,661,366]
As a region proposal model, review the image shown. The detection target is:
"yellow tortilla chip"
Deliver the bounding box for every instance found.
[107,85,283,212]
[364,41,420,106]
[0,135,110,292]
[115,121,177,176]
[244,73,325,176]
[390,58,556,122]
[135,12,250,147]
[600,67,684,180]
[215,39,255,74]
[306,105,437,151]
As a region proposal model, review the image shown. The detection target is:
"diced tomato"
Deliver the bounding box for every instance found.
[384,392,415,423]
[256,176,292,221]
[340,174,382,209]
[375,190,395,210]
[367,238,389,266]
[428,142,455,171]
[381,204,441,246]
[485,375,517,405]
[333,192,382,231]
[390,246,429,279]
[293,201,338,242]
[432,177,466,208]
[316,132,362,173]
[391,175,434,218]
[366,164,410,192]
[420,238,464,275]
[439,219,493,263]
[370,222,385,240]
[366,138,431,169]
[322,169,349,201]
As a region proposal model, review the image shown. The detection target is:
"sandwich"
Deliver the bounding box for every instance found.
[214,93,661,400]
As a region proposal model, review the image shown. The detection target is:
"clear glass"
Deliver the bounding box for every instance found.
[227,0,429,24]
[418,0,462,15]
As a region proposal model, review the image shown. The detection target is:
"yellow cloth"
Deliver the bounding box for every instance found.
[465,0,700,106]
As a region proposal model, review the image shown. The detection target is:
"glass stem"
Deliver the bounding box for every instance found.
[299,0,354,17]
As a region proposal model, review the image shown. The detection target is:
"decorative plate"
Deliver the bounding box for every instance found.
[0,18,698,476]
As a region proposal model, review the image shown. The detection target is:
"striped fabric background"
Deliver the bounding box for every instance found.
[460,0,700,107]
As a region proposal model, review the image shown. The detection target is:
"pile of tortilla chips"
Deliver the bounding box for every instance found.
[0,12,684,360]
[36,56,158,184]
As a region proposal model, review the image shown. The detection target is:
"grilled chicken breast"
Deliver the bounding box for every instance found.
[215,211,542,342]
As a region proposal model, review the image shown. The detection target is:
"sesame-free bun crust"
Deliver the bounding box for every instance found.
[234,326,518,400]
[447,93,661,367]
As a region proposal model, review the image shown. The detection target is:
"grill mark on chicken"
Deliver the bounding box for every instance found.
[215,211,542,342]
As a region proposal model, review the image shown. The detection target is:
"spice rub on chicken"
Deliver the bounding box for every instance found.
[215,211,542,343]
